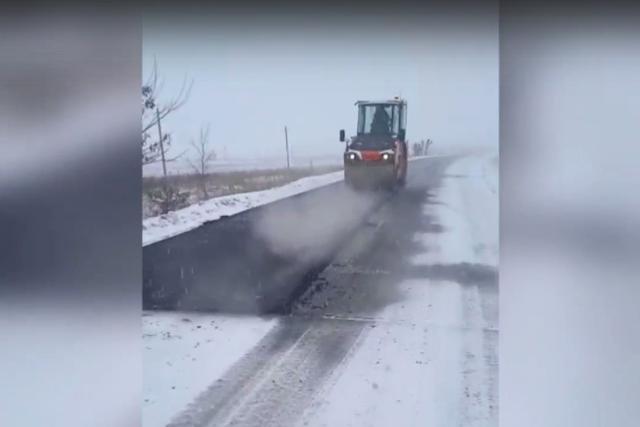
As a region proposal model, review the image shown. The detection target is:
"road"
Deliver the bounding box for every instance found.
[150,153,498,427]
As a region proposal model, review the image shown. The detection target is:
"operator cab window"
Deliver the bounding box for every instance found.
[358,104,400,136]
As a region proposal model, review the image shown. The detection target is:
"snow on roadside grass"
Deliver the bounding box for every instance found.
[143,311,277,427]
[143,170,344,246]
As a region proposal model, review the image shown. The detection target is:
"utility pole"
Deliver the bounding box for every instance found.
[284,125,290,169]
[156,107,168,179]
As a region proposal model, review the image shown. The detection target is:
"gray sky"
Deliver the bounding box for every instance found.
[143,11,498,163]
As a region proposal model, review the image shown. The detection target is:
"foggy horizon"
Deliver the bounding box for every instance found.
[143,10,498,166]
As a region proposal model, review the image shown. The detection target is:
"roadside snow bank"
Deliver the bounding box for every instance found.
[143,312,276,427]
[143,171,344,246]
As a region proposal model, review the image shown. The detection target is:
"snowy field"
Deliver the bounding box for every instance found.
[143,155,343,177]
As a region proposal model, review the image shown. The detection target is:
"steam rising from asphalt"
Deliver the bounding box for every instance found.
[254,186,382,263]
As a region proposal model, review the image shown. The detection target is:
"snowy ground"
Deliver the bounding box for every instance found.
[298,280,497,427]
[412,154,498,267]
[299,153,498,427]
[142,153,497,426]
[142,312,277,427]
[142,155,344,177]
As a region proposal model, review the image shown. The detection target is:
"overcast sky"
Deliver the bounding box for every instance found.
[143,9,498,163]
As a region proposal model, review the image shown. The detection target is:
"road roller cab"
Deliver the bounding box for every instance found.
[340,98,408,190]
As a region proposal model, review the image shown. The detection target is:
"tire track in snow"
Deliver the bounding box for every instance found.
[460,284,498,426]
[167,317,369,427]
[425,280,466,425]
[402,154,498,426]
[166,319,310,427]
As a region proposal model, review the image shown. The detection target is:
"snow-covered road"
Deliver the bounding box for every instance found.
[143,152,498,426]
[143,313,277,427]
[295,153,498,427]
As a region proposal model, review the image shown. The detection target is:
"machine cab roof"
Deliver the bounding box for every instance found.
[354,98,407,106]
[353,98,407,142]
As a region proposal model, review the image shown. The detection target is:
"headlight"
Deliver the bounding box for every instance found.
[382,153,392,161]
[348,152,357,160]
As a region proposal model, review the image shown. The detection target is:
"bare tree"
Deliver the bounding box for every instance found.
[141,58,193,214]
[141,57,193,167]
[188,124,217,199]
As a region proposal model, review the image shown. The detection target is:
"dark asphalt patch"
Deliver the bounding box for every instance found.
[142,158,454,315]
[143,183,389,314]
[293,157,456,319]
[402,262,498,288]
